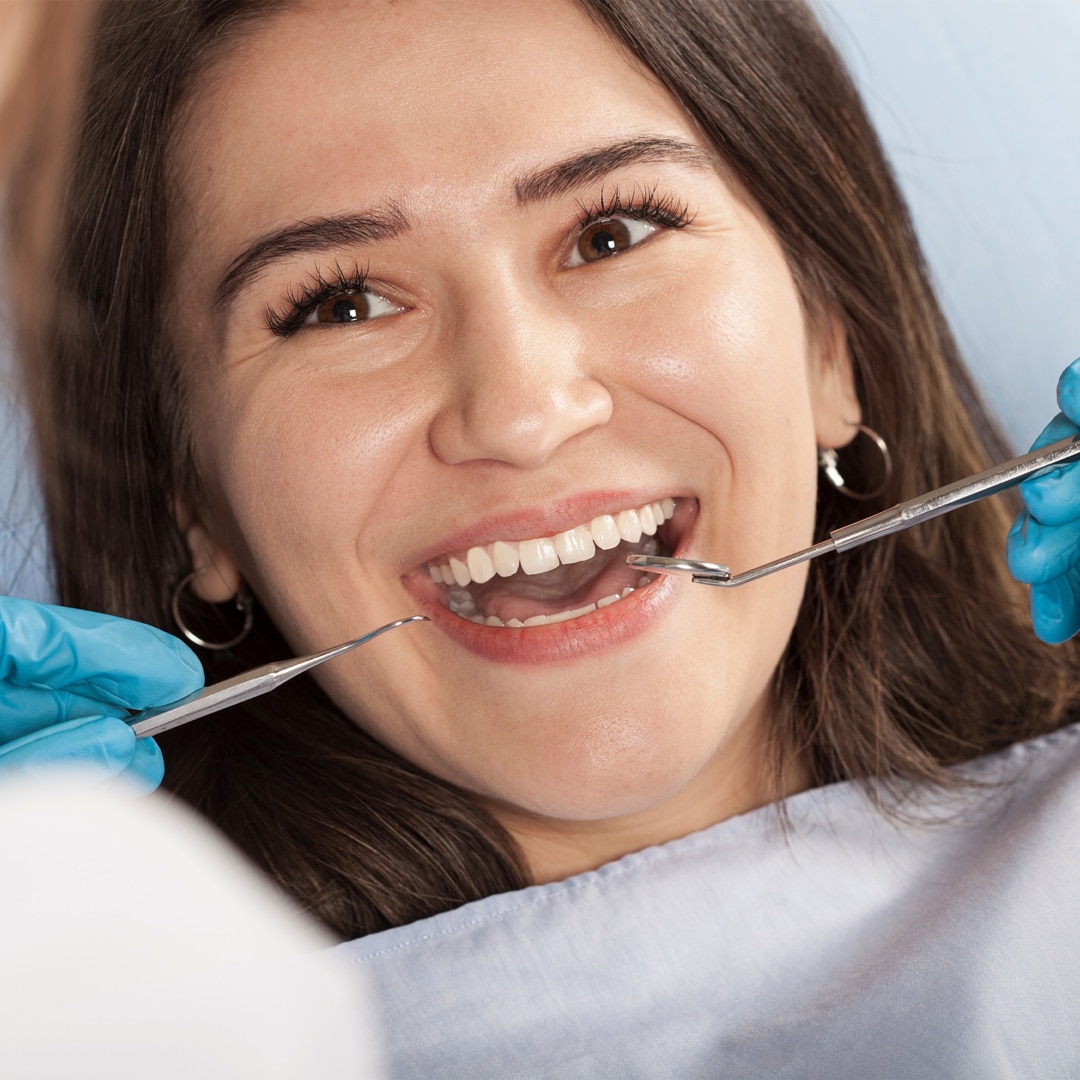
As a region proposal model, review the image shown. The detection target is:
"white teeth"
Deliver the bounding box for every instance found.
[519,536,559,576]
[589,515,621,550]
[545,609,575,624]
[616,509,643,543]
[449,556,471,588]
[554,525,596,565]
[507,602,603,628]
[492,540,520,577]
[447,587,478,615]
[547,603,597,624]
[448,586,638,626]
[467,546,496,585]
[429,497,677,587]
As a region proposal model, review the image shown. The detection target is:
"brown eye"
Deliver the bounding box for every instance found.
[576,219,631,263]
[304,288,400,327]
[315,292,370,323]
[568,216,657,268]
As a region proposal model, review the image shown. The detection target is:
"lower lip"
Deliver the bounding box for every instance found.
[412,570,682,664]
[403,507,697,665]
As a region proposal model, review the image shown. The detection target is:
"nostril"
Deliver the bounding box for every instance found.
[428,374,613,469]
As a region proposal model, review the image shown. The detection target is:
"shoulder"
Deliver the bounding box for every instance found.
[338,721,1080,962]
[950,717,1080,822]
[330,725,1080,1079]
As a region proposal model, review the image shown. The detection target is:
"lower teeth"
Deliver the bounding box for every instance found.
[442,534,662,628]
[449,583,641,627]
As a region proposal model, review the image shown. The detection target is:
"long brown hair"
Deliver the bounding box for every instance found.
[2,1,98,411]
[19,0,1080,939]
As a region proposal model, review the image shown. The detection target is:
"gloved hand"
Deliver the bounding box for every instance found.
[0,595,203,792]
[1007,357,1080,644]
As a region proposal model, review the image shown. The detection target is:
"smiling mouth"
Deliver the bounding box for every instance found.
[425,498,677,627]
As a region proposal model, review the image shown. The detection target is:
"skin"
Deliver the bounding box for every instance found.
[169,0,860,884]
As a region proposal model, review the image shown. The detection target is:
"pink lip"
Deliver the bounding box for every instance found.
[401,497,699,665]
[407,488,691,568]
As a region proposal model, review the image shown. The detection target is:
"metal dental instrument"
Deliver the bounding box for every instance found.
[629,434,1080,588]
[125,615,428,739]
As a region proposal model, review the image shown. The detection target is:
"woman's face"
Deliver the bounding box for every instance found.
[170,0,858,875]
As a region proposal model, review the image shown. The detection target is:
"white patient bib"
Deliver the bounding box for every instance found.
[331,723,1080,1079]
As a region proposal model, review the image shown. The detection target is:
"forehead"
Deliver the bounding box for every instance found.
[171,0,701,241]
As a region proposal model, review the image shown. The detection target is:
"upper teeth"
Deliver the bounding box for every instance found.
[428,498,675,587]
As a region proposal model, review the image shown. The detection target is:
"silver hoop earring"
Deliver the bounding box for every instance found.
[818,423,893,501]
[171,569,254,650]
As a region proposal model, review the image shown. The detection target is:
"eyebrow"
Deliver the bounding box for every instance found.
[513,136,714,203]
[213,205,409,312]
[214,136,713,314]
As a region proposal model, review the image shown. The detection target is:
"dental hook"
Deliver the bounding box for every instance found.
[126,616,429,738]
[629,434,1080,589]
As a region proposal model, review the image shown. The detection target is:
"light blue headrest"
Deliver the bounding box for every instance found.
[820,0,1080,448]
[2,0,1079,599]
[0,313,51,602]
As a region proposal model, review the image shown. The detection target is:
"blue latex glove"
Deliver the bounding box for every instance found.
[1007,357,1080,643]
[0,596,203,792]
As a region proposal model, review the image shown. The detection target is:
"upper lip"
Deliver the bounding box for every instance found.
[404,488,689,570]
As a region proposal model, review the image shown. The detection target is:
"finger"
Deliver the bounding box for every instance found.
[1057,357,1080,427]
[0,716,136,783]
[1030,574,1080,644]
[0,685,125,743]
[1006,511,1080,585]
[115,736,165,796]
[0,596,203,708]
[1018,413,1080,526]
[1028,410,1080,452]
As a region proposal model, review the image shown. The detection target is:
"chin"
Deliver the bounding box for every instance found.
[467,702,729,823]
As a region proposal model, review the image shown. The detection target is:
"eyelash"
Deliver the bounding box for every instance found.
[263,186,694,337]
[573,184,694,234]
[265,262,371,337]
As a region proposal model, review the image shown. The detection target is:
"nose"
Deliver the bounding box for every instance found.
[428,285,614,469]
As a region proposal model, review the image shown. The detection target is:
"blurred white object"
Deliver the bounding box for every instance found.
[0,777,384,1080]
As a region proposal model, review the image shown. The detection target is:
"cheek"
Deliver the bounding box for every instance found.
[189,363,429,616]
[605,237,821,594]
[614,245,817,464]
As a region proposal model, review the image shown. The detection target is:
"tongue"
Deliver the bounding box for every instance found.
[470,544,650,623]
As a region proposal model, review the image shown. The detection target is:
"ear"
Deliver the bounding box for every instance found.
[809,312,861,449]
[174,498,244,604]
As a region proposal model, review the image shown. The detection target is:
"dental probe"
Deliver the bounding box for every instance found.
[125,616,428,739]
[628,433,1080,588]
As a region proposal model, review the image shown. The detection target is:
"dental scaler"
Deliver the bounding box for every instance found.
[629,435,1080,588]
